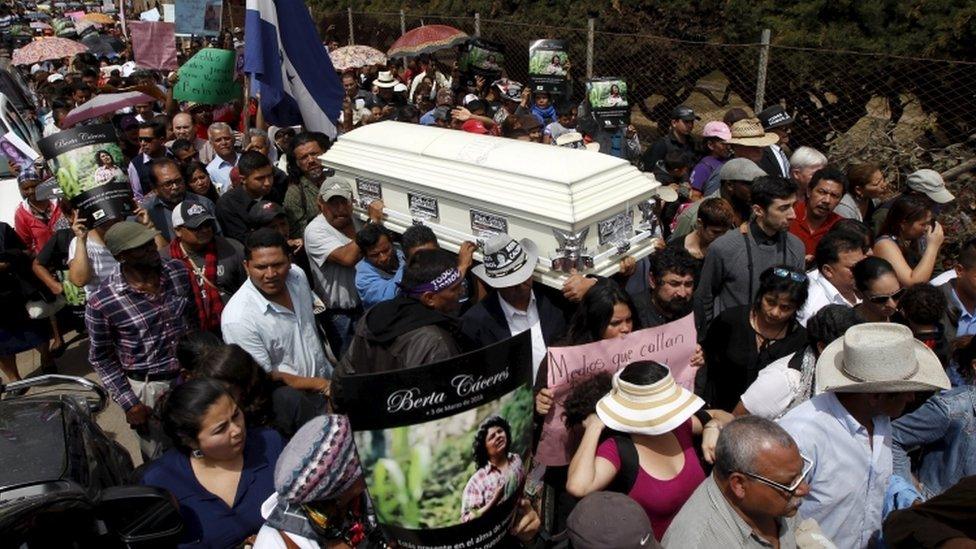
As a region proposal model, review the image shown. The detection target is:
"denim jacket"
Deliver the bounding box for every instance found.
[891,386,976,499]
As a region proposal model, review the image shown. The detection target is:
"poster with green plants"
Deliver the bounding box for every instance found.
[586,77,630,128]
[37,124,134,227]
[529,39,568,93]
[338,333,534,548]
[460,38,505,78]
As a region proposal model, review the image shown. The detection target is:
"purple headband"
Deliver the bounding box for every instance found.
[401,267,462,297]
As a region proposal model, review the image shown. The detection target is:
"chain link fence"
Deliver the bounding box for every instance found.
[314,10,976,177]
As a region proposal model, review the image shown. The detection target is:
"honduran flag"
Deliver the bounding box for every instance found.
[244,0,343,139]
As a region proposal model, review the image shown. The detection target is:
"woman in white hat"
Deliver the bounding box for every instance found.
[566,360,731,542]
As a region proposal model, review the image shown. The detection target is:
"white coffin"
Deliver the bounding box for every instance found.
[320,121,663,289]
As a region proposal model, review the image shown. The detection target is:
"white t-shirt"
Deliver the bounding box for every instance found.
[67,236,119,295]
[303,215,361,309]
[739,352,802,419]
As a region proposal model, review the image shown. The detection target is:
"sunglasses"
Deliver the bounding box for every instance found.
[137,136,156,142]
[866,288,906,305]
[741,454,813,497]
[772,267,806,283]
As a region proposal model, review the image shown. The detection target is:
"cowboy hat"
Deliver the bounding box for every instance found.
[815,323,951,394]
[472,234,539,289]
[725,118,779,147]
[596,367,704,436]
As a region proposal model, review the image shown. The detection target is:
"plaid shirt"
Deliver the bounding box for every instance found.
[86,259,197,410]
[460,453,524,522]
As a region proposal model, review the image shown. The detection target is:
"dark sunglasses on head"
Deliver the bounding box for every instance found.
[867,288,906,305]
[773,267,806,283]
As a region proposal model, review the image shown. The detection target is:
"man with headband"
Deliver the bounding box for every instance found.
[331,248,463,409]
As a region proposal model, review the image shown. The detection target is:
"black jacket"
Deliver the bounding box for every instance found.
[757,146,790,178]
[458,284,570,352]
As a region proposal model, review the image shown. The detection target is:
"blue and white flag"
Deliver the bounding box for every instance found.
[244,0,343,138]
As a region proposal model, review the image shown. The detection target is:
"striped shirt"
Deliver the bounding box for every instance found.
[86,260,197,410]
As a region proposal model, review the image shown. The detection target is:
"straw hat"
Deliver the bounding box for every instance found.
[725,118,779,147]
[374,70,398,89]
[596,367,704,436]
[815,323,951,394]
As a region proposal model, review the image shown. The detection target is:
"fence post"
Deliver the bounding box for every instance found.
[754,28,771,114]
[586,18,595,79]
[474,12,480,37]
[347,7,355,46]
[400,9,405,35]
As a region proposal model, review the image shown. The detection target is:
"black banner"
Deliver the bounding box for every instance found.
[38,124,133,227]
[339,333,534,548]
[529,39,569,94]
[460,39,505,81]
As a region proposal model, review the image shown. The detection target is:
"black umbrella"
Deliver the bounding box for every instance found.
[81,33,122,58]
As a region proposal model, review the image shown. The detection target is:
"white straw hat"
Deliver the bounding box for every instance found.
[596,367,704,436]
[815,323,951,394]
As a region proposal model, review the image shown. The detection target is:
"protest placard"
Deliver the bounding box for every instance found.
[460,39,505,79]
[175,0,221,36]
[535,313,697,466]
[129,21,177,70]
[528,39,569,94]
[173,48,241,104]
[139,7,160,21]
[586,77,630,128]
[37,124,134,227]
[336,333,534,548]
[0,131,40,167]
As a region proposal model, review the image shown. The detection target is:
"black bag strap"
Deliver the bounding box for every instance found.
[608,435,640,495]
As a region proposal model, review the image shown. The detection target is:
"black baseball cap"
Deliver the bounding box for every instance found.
[671,105,700,122]
[248,199,286,227]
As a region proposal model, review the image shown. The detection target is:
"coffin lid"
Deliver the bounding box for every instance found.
[320,121,659,224]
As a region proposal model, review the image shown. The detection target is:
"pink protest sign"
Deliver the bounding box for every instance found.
[66,11,86,20]
[129,21,177,70]
[535,313,696,466]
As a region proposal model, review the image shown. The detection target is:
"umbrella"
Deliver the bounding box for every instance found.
[387,24,468,59]
[60,91,157,128]
[30,22,53,30]
[82,12,113,24]
[11,37,88,65]
[329,45,387,71]
[81,33,121,57]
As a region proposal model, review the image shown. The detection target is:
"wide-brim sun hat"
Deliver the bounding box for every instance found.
[373,70,397,88]
[596,367,704,436]
[472,234,540,289]
[815,322,951,394]
[725,118,779,147]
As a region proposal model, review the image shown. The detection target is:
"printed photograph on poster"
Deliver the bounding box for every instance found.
[460,39,505,78]
[37,124,133,227]
[337,333,534,548]
[528,39,569,93]
[534,314,697,466]
[0,131,39,168]
[586,77,630,128]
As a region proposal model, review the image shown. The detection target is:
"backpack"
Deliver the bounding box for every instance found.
[607,435,640,495]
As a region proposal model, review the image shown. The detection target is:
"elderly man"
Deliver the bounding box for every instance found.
[167,112,213,163]
[86,221,197,460]
[205,122,240,194]
[778,323,951,548]
[304,180,384,356]
[663,416,812,548]
[796,230,865,326]
[788,147,827,198]
[460,234,569,377]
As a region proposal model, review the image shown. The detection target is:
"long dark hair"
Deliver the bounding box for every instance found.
[751,265,809,314]
[182,160,219,203]
[195,344,275,429]
[471,416,511,468]
[565,280,640,344]
[161,378,235,455]
[878,194,933,240]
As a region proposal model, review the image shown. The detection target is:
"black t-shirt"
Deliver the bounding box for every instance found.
[216,186,260,244]
[699,305,807,411]
[37,228,73,272]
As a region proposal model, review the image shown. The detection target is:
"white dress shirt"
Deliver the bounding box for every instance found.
[778,392,891,549]
[497,291,547,380]
[221,266,332,379]
[770,143,791,178]
[797,269,860,326]
[206,152,241,194]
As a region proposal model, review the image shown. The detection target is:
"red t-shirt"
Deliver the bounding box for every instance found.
[789,200,841,256]
[595,419,706,541]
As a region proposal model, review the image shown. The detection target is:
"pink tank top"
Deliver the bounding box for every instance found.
[595,419,706,541]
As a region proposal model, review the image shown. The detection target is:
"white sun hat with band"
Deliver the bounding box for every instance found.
[596,367,705,436]
[472,233,540,289]
[815,322,951,394]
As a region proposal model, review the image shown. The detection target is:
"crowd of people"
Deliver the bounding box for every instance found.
[1,3,975,547]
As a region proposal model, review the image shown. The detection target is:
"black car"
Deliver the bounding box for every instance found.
[0,375,183,547]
